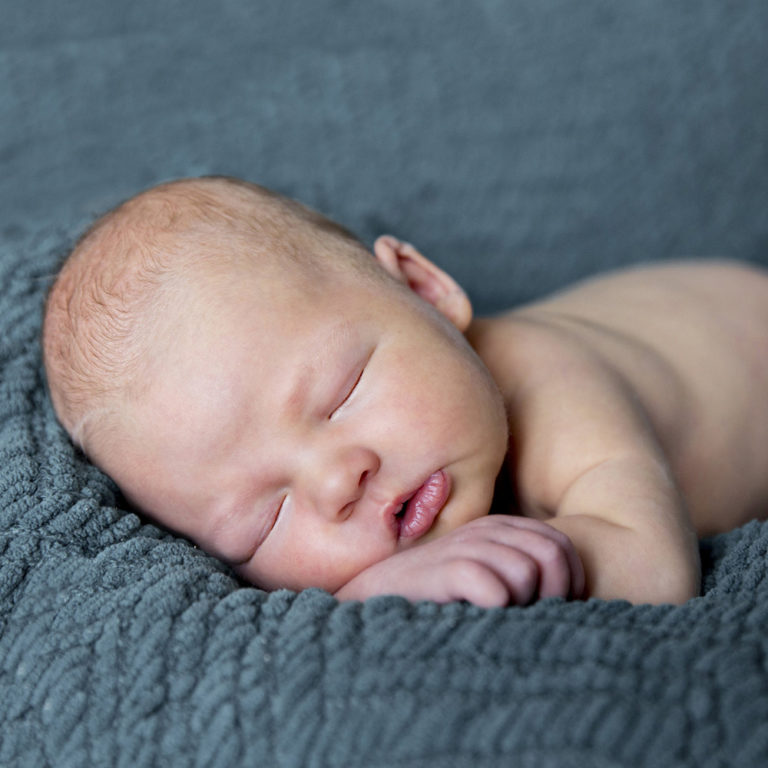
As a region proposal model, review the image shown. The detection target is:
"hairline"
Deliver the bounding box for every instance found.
[42,175,383,456]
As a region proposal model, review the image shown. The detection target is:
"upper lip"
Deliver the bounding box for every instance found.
[379,483,422,532]
[384,487,417,517]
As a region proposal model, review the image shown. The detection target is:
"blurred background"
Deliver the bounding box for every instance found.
[2,0,767,312]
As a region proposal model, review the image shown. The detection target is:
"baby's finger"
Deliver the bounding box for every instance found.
[474,538,558,602]
[475,527,573,599]
[487,516,585,598]
[442,559,524,608]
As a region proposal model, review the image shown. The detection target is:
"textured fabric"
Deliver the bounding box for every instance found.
[2,2,768,766]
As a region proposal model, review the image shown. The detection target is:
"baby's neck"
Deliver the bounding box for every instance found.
[463,315,494,355]
[464,315,518,516]
[464,314,516,394]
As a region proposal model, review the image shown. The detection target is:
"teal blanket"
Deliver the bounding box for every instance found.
[2,229,768,767]
[3,1,768,765]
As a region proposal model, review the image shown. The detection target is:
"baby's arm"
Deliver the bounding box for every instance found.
[514,335,700,604]
[334,515,584,607]
[543,457,700,603]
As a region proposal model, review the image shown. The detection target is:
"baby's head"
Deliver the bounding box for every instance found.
[43,177,507,592]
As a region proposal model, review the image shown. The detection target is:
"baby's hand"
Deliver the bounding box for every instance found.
[334,516,585,608]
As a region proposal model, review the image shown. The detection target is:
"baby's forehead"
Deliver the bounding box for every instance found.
[92,178,374,288]
[70,179,381,359]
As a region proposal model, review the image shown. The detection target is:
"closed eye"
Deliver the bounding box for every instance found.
[219,491,287,566]
[255,493,287,551]
[329,346,374,420]
[329,363,366,420]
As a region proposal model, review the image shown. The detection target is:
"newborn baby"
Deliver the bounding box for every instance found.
[42,176,768,606]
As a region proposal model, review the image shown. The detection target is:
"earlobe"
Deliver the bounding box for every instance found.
[372,235,473,331]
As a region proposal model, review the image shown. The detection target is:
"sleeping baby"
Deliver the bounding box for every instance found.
[42,176,768,607]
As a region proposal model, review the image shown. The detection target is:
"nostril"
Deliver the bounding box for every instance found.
[358,469,369,488]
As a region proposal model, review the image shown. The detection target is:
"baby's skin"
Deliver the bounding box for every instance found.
[335,245,768,605]
[43,179,768,607]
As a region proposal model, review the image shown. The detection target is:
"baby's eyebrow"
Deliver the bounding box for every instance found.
[283,320,358,418]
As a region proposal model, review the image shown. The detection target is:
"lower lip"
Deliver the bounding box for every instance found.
[399,470,451,540]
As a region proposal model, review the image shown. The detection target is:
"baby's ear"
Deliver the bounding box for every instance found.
[373,235,473,331]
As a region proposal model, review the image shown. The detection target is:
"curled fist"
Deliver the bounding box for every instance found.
[334,515,585,607]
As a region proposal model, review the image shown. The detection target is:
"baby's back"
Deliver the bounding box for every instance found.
[484,261,768,536]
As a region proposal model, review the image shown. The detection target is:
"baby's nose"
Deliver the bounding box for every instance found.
[307,445,380,520]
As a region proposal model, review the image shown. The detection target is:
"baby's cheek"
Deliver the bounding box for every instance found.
[243,523,394,593]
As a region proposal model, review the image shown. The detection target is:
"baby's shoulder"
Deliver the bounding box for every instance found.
[468,310,600,396]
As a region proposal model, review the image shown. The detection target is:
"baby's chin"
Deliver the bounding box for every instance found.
[417,490,493,545]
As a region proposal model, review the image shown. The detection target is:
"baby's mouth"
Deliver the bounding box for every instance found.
[396,470,451,541]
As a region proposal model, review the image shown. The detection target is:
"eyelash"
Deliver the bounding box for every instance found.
[329,365,365,420]
[260,494,286,547]
[273,495,287,526]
